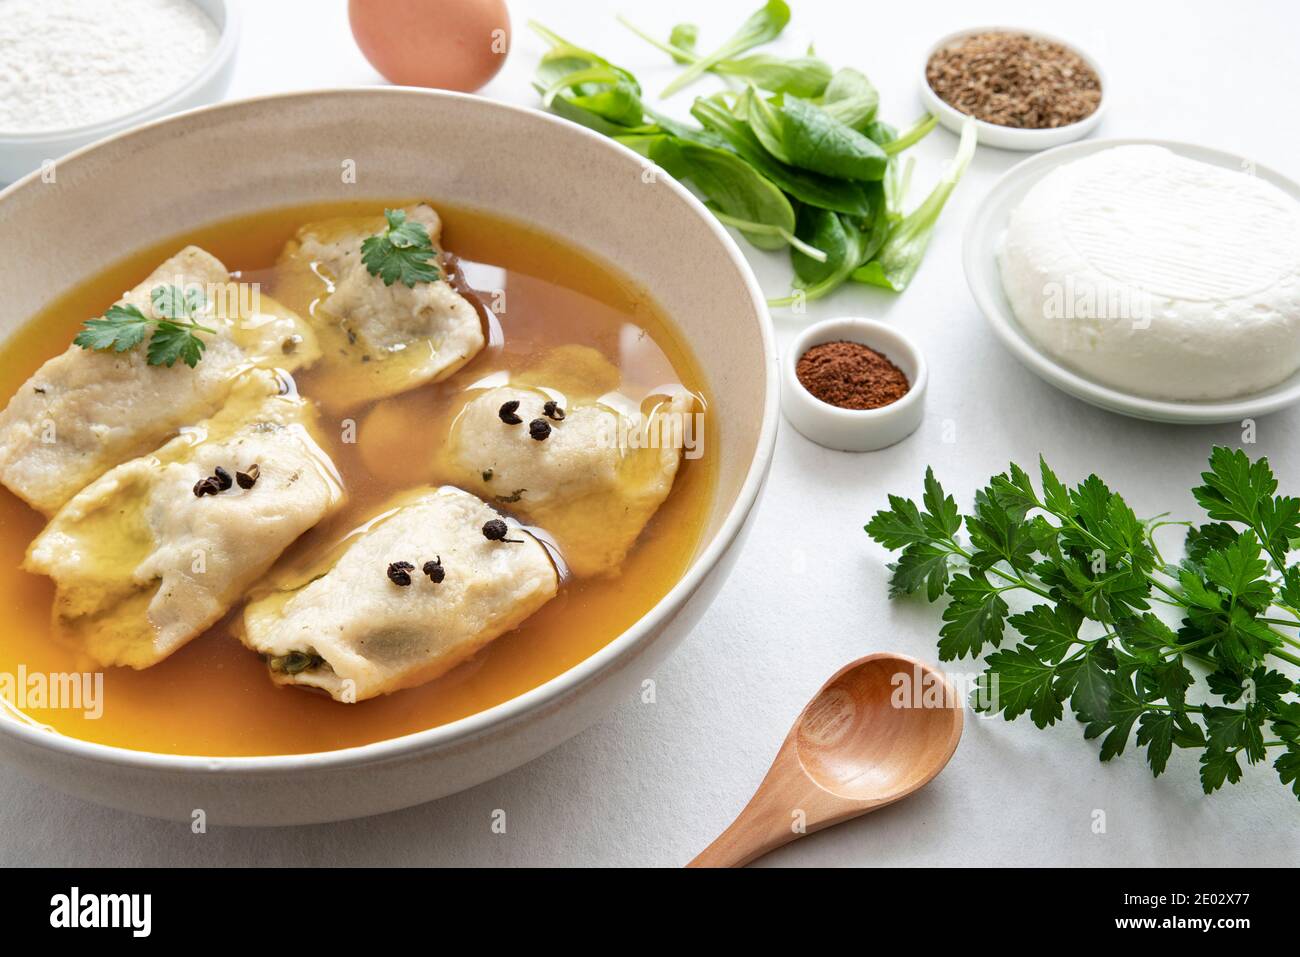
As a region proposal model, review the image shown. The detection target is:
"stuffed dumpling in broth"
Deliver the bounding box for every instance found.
[274,203,487,410]
[24,370,345,669]
[240,485,559,702]
[0,246,320,514]
[437,347,696,577]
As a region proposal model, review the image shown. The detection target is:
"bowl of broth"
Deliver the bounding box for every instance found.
[0,89,777,824]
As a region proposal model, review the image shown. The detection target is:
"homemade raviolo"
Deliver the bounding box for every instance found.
[0,246,320,514]
[998,145,1300,400]
[275,203,486,409]
[241,486,559,702]
[25,371,344,668]
[439,348,694,576]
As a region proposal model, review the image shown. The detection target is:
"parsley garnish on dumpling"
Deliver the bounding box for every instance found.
[74,284,215,368]
[360,208,442,288]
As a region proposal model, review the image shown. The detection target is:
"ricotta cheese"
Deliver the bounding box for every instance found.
[997,145,1300,400]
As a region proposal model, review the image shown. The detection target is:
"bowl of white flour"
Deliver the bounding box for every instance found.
[0,0,239,183]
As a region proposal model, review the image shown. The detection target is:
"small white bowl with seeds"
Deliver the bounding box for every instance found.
[920,26,1107,151]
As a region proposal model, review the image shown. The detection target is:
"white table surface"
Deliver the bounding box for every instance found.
[3,0,1298,867]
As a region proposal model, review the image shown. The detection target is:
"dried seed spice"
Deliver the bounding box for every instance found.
[192,476,221,497]
[387,561,415,586]
[236,464,260,489]
[528,418,552,441]
[482,518,523,543]
[213,466,233,491]
[498,400,522,425]
[926,32,1101,129]
[542,400,566,421]
[422,557,445,583]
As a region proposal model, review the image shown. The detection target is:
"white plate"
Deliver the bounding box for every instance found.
[919,26,1107,152]
[962,137,1300,424]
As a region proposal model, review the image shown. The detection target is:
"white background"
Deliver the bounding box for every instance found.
[3,0,1299,866]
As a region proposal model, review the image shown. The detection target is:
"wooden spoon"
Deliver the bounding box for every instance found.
[689,652,964,867]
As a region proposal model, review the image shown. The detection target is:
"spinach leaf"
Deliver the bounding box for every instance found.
[660,0,792,97]
[852,119,977,291]
[741,87,790,162]
[532,23,648,129]
[691,95,874,216]
[716,53,831,97]
[817,68,878,129]
[668,23,698,62]
[620,16,830,97]
[771,207,869,306]
[649,136,795,251]
[776,97,888,181]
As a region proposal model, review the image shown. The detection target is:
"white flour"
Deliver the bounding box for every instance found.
[0,0,220,132]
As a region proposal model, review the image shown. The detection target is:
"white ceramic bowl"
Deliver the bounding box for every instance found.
[963,137,1300,425]
[919,26,1106,151]
[781,318,927,452]
[0,89,779,825]
[0,0,240,184]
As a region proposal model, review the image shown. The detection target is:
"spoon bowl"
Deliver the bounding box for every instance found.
[690,652,963,867]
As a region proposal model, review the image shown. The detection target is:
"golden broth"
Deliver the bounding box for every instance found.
[0,201,715,756]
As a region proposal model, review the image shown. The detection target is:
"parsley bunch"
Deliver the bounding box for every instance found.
[866,447,1300,802]
[74,285,215,368]
[360,208,441,288]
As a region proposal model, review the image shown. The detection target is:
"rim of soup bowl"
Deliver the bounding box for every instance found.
[0,88,780,776]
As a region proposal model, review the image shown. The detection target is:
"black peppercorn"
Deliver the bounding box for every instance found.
[543,400,565,421]
[422,557,445,583]
[387,561,415,586]
[528,418,551,441]
[482,519,523,543]
[498,400,522,425]
[213,466,233,491]
[236,464,260,489]
[193,476,221,497]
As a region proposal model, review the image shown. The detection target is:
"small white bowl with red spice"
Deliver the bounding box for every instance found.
[782,318,927,452]
[920,27,1107,151]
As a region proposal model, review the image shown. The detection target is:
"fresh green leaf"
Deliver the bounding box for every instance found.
[937,573,1007,660]
[1200,747,1243,793]
[74,288,213,368]
[660,0,791,98]
[668,23,698,62]
[360,209,442,288]
[816,68,878,129]
[1275,744,1300,799]
[73,304,151,353]
[1202,532,1272,611]
[770,97,888,182]
[1008,604,1082,664]
[889,543,952,601]
[851,117,976,291]
[146,320,206,368]
[978,645,1063,727]
[690,95,875,216]
[717,54,831,97]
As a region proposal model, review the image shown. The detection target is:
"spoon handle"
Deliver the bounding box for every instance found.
[688,753,809,867]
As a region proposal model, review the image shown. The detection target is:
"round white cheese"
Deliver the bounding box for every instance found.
[997,145,1300,400]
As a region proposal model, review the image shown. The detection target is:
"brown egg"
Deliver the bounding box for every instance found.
[348,0,511,93]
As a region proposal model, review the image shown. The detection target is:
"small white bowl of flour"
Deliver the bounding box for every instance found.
[0,0,239,183]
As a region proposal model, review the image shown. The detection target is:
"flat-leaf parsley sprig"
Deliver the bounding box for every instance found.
[360,208,442,288]
[865,447,1300,802]
[75,284,216,368]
